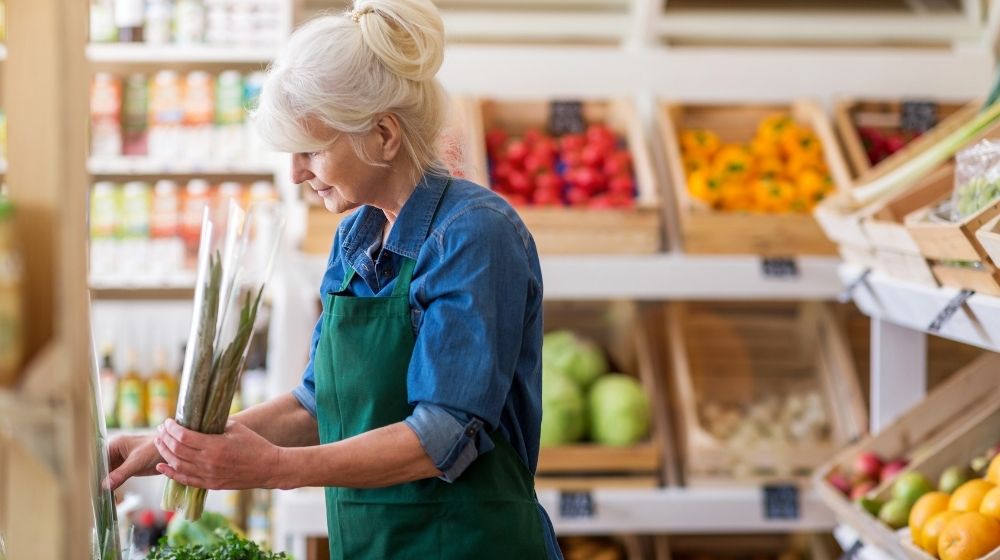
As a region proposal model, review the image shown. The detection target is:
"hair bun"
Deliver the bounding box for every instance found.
[353,0,444,82]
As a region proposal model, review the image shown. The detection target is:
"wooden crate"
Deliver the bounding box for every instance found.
[814,190,874,252]
[976,214,1000,268]
[658,100,845,256]
[466,97,662,255]
[832,98,973,183]
[904,185,1000,294]
[536,301,669,491]
[861,164,954,287]
[663,302,866,487]
[813,354,1000,558]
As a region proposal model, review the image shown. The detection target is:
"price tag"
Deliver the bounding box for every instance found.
[837,268,872,304]
[900,100,938,134]
[559,490,595,519]
[762,484,800,520]
[761,257,800,279]
[927,289,974,333]
[548,100,586,136]
[838,539,864,560]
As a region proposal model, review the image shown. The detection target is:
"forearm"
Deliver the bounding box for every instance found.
[231,392,319,448]
[278,421,440,489]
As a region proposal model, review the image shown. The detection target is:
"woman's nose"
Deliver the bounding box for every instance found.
[290,154,315,184]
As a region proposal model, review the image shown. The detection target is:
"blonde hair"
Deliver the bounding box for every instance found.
[251,0,448,180]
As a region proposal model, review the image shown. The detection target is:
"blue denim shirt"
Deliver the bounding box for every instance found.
[292,172,561,559]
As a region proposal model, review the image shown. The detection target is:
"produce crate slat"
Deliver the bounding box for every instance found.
[814,353,1000,558]
[658,100,842,256]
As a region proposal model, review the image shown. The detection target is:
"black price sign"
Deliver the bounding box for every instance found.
[900,100,939,134]
[761,257,800,279]
[548,100,586,136]
[559,490,595,519]
[762,484,800,520]
[928,289,975,333]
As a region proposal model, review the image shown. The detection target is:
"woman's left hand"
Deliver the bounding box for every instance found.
[154,418,286,490]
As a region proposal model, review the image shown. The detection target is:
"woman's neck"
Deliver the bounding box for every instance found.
[374,165,419,227]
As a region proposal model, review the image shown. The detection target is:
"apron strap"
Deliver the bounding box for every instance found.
[337,267,356,292]
[391,258,417,297]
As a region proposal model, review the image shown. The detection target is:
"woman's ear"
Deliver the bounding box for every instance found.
[375,113,403,162]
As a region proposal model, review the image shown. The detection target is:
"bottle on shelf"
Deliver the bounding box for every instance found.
[146,348,176,427]
[117,348,147,429]
[90,73,123,159]
[0,189,23,386]
[113,0,145,43]
[90,0,118,43]
[89,181,119,278]
[182,71,215,162]
[181,179,210,267]
[150,179,184,276]
[118,181,152,278]
[122,73,149,156]
[214,70,245,161]
[143,0,172,45]
[174,0,206,44]
[99,345,119,428]
[148,70,184,161]
[213,181,243,238]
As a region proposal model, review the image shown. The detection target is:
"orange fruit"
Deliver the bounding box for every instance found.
[951,479,998,513]
[981,487,1000,521]
[988,455,1000,485]
[680,129,721,158]
[923,511,962,555]
[911,492,952,547]
[938,512,1000,560]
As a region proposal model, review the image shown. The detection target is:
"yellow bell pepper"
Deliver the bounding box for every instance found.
[684,154,711,175]
[756,157,784,180]
[712,144,754,179]
[719,180,753,212]
[680,129,721,158]
[780,126,823,160]
[755,114,795,145]
[687,170,723,205]
[752,178,796,213]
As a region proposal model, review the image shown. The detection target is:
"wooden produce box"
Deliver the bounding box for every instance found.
[662,302,866,487]
[466,98,662,255]
[832,98,974,183]
[861,164,954,287]
[976,214,1000,269]
[904,185,1000,296]
[536,301,669,491]
[658,100,845,256]
[813,354,1000,558]
[815,99,976,254]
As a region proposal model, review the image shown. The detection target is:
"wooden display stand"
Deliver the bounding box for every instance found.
[662,302,866,487]
[814,354,1000,558]
[658,100,846,256]
[0,0,94,558]
[535,301,671,490]
[467,98,662,255]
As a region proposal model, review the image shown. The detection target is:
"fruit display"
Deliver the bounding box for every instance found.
[484,123,638,209]
[681,113,835,214]
[951,139,1000,220]
[858,126,919,166]
[540,330,651,447]
[825,451,911,503]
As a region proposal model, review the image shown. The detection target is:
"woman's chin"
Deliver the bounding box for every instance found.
[323,197,360,215]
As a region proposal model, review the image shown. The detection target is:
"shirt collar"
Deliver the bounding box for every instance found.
[341,172,450,262]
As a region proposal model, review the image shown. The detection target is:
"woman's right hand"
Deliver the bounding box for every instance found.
[106,433,163,491]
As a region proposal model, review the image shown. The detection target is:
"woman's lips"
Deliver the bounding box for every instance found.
[312,184,334,198]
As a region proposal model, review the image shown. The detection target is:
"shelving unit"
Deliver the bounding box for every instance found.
[88,156,276,177]
[85,43,279,64]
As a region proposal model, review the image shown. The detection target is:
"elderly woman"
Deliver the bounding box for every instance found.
[106,1,560,558]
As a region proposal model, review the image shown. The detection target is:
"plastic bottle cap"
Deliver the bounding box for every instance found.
[186,179,210,194]
[154,180,178,194]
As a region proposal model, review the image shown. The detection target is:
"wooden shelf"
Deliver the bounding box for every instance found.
[85,43,278,64]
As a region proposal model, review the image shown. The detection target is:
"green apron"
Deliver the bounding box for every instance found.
[313,244,549,559]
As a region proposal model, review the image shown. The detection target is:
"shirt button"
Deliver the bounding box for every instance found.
[465,427,477,437]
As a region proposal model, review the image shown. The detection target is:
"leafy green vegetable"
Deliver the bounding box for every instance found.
[147,529,289,560]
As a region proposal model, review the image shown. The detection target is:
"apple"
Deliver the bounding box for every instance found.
[589,194,615,209]
[507,171,532,195]
[560,134,585,152]
[851,480,877,501]
[828,471,852,496]
[486,128,507,156]
[524,152,553,175]
[506,141,529,166]
[880,459,908,482]
[609,175,635,195]
[892,472,932,506]
[535,172,562,193]
[586,124,616,148]
[885,134,906,154]
[610,193,635,209]
[581,145,606,168]
[523,128,543,146]
[855,452,884,483]
[566,187,591,206]
[504,193,529,206]
[533,188,562,206]
[939,465,974,494]
[603,151,632,176]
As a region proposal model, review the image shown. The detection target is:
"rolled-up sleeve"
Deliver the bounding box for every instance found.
[405,206,535,482]
[291,314,322,418]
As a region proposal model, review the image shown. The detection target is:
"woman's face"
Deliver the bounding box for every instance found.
[291,128,387,215]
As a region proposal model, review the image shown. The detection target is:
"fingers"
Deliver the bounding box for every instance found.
[163,419,210,450]
[156,424,201,462]
[107,448,148,491]
[156,463,216,490]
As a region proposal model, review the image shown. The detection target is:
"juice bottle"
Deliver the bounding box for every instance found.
[90,73,122,158]
[117,349,146,429]
[150,180,184,275]
[90,182,119,240]
[174,0,206,44]
[146,348,176,427]
[148,71,183,160]
[214,71,244,161]
[0,191,23,386]
[122,73,149,156]
[144,0,172,45]
[181,179,211,267]
[242,72,267,160]
[119,181,151,240]
[90,0,118,43]
[214,181,243,236]
[182,71,215,162]
[99,345,118,428]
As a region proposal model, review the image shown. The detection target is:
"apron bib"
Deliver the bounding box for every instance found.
[313,233,548,559]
